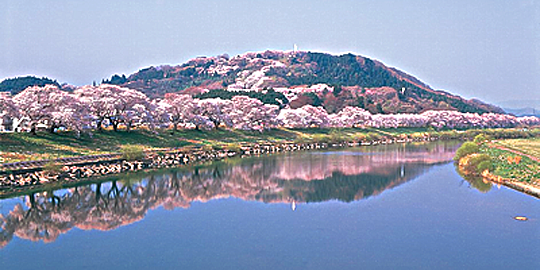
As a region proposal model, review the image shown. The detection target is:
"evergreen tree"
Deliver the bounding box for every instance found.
[0,76,62,95]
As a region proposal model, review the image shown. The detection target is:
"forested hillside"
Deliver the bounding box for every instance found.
[0,76,61,95]
[0,51,504,114]
[103,51,503,114]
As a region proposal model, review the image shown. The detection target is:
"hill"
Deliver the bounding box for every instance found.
[0,76,61,95]
[104,50,503,114]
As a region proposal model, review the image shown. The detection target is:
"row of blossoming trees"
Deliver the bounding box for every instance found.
[0,84,539,134]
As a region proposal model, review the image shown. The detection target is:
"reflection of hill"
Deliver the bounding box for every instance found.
[0,142,458,248]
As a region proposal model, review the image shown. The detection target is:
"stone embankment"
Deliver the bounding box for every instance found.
[481,170,540,199]
[0,142,338,189]
[0,137,441,191]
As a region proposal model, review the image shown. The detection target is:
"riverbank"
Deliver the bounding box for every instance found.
[0,141,331,193]
[456,137,540,198]
[1,127,538,195]
[2,127,538,163]
[0,136,446,194]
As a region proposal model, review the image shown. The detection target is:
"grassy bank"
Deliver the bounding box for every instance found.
[1,127,538,164]
[456,136,539,192]
[484,138,540,183]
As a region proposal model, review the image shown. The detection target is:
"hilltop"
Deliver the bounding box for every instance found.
[103,50,503,114]
[0,76,62,96]
[0,51,504,115]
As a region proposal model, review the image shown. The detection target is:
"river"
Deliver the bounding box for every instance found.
[0,141,538,270]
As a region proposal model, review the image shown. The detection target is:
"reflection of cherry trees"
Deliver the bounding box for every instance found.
[0,178,184,248]
[0,142,458,248]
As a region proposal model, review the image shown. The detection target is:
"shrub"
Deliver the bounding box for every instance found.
[410,132,425,140]
[439,130,459,140]
[121,145,145,161]
[466,153,492,174]
[454,142,480,161]
[329,129,347,142]
[476,160,493,173]
[473,134,489,144]
[225,143,241,153]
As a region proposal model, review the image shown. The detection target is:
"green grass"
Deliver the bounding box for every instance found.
[0,129,301,162]
[1,127,538,163]
[493,138,540,159]
[480,138,540,183]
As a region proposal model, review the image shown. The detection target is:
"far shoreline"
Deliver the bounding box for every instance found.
[1,127,539,197]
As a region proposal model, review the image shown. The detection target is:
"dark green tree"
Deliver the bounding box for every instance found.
[0,76,61,95]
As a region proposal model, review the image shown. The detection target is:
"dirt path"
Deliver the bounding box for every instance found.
[488,143,540,163]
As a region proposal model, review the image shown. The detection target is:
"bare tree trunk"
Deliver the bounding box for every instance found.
[171,121,179,134]
[49,124,57,134]
[30,123,37,135]
[97,118,103,131]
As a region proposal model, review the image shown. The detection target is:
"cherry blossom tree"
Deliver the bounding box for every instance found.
[369,114,399,128]
[13,85,87,134]
[329,106,372,128]
[5,83,540,134]
[301,105,331,128]
[156,95,215,131]
[0,94,21,131]
[224,96,279,131]
[196,98,233,129]
[124,102,156,131]
[189,115,215,131]
[75,85,117,130]
[276,108,307,128]
[75,84,150,131]
[277,105,330,128]
[517,116,540,127]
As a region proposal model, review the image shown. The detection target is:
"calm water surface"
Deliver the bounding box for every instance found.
[0,142,538,270]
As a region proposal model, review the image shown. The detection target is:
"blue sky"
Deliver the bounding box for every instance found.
[1,0,538,106]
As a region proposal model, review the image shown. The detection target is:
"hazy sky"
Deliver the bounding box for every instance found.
[1,0,538,106]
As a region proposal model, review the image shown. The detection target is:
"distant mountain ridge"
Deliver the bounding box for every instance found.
[497,100,539,117]
[503,107,540,117]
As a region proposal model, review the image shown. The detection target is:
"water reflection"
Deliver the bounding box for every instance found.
[0,142,459,248]
[454,163,493,193]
